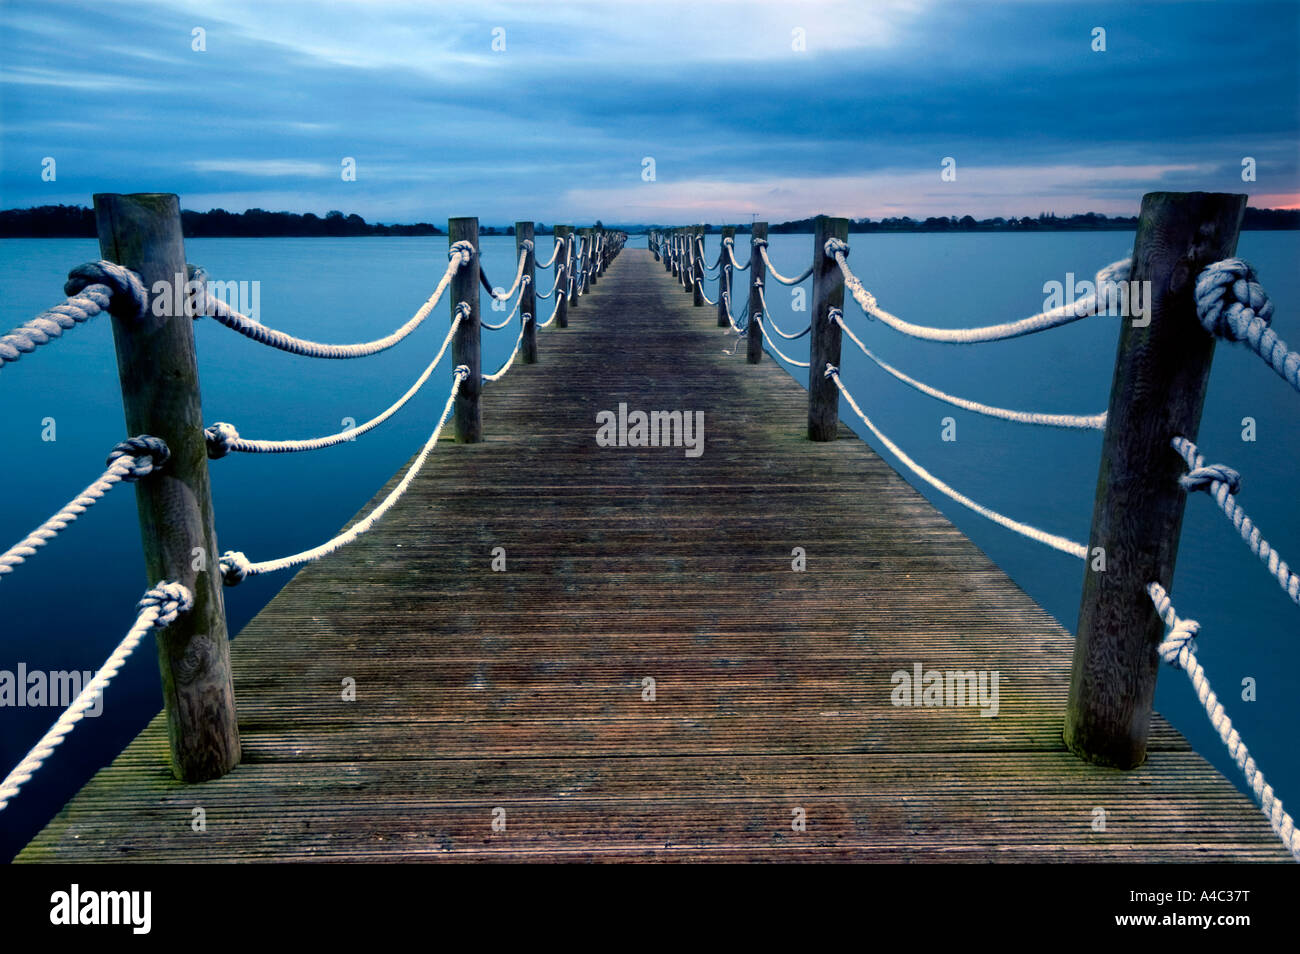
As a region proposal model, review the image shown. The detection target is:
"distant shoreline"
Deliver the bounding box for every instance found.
[2,204,1296,238]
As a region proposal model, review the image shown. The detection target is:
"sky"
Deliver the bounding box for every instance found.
[1,0,1298,226]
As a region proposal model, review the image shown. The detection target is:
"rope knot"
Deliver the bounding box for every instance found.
[824,363,839,379]
[1180,462,1241,495]
[204,422,241,459]
[753,276,764,289]
[219,550,251,586]
[824,237,850,259]
[522,312,533,324]
[455,301,472,320]
[106,435,170,479]
[1158,616,1201,667]
[520,239,534,252]
[137,581,193,626]
[453,364,471,380]
[449,241,475,265]
[1195,258,1274,342]
[828,307,845,326]
[64,261,148,320]
[722,236,734,246]
[751,237,769,248]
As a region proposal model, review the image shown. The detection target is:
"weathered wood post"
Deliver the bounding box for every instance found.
[717,226,735,327]
[449,216,481,442]
[590,230,600,286]
[553,227,570,328]
[1065,191,1246,768]
[692,230,705,307]
[94,192,240,781]
[650,231,660,262]
[665,230,674,272]
[808,215,849,441]
[561,226,579,313]
[747,222,768,364]
[517,221,537,364]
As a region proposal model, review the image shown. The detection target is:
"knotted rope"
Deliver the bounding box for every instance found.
[1195,259,1300,394]
[0,262,149,371]
[1147,582,1299,861]
[1172,436,1299,607]
[1,437,169,581]
[0,581,192,812]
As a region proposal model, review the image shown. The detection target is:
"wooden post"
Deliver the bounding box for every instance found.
[808,215,849,441]
[553,227,569,329]
[650,231,660,262]
[664,230,673,272]
[449,216,481,443]
[717,226,735,327]
[590,230,600,286]
[580,228,593,294]
[94,193,240,782]
[692,230,705,307]
[747,222,768,364]
[517,221,537,364]
[1065,191,1246,768]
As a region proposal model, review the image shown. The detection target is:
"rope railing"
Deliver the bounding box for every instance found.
[0,437,170,581]
[536,267,564,300]
[722,236,750,272]
[193,242,471,358]
[480,278,530,330]
[831,239,1131,345]
[535,241,562,270]
[1194,258,1300,395]
[482,316,531,383]
[833,309,1107,430]
[0,581,193,812]
[756,282,812,339]
[218,367,469,585]
[0,262,148,373]
[1147,583,1299,860]
[1172,436,1299,607]
[756,311,811,368]
[204,316,462,457]
[480,246,530,302]
[826,364,1088,559]
[755,239,814,286]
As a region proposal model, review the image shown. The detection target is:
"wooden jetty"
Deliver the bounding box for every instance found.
[17,239,1290,861]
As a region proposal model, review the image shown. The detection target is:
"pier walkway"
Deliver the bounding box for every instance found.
[17,248,1290,862]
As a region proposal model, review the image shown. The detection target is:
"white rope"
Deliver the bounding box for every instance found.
[480,278,529,331]
[828,365,1088,559]
[722,291,746,334]
[482,316,530,383]
[1147,582,1299,861]
[535,241,561,270]
[482,249,529,302]
[218,369,468,584]
[834,310,1107,430]
[0,262,148,372]
[1172,436,1300,608]
[695,237,721,274]
[0,581,192,812]
[698,279,718,306]
[197,244,470,358]
[723,238,751,272]
[0,438,169,580]
[205,318,461,457]
[757,312,810,368]
[1195,258,1300,395]
[536,268,563,300]
[833,244,1131,344]
[537,295,562,329]
[757,284,811,339]
[757,244,813,286]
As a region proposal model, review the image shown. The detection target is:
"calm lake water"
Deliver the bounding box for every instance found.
[1,232,1296,860]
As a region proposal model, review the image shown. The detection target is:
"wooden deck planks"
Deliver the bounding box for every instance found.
[18,249,1290,862]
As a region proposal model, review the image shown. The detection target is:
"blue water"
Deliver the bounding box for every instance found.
[1,232,1296,860]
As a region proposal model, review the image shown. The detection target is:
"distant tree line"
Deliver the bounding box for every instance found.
[646,208,1298,234]
[0,205,570,238]
[3,204,1295,238]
